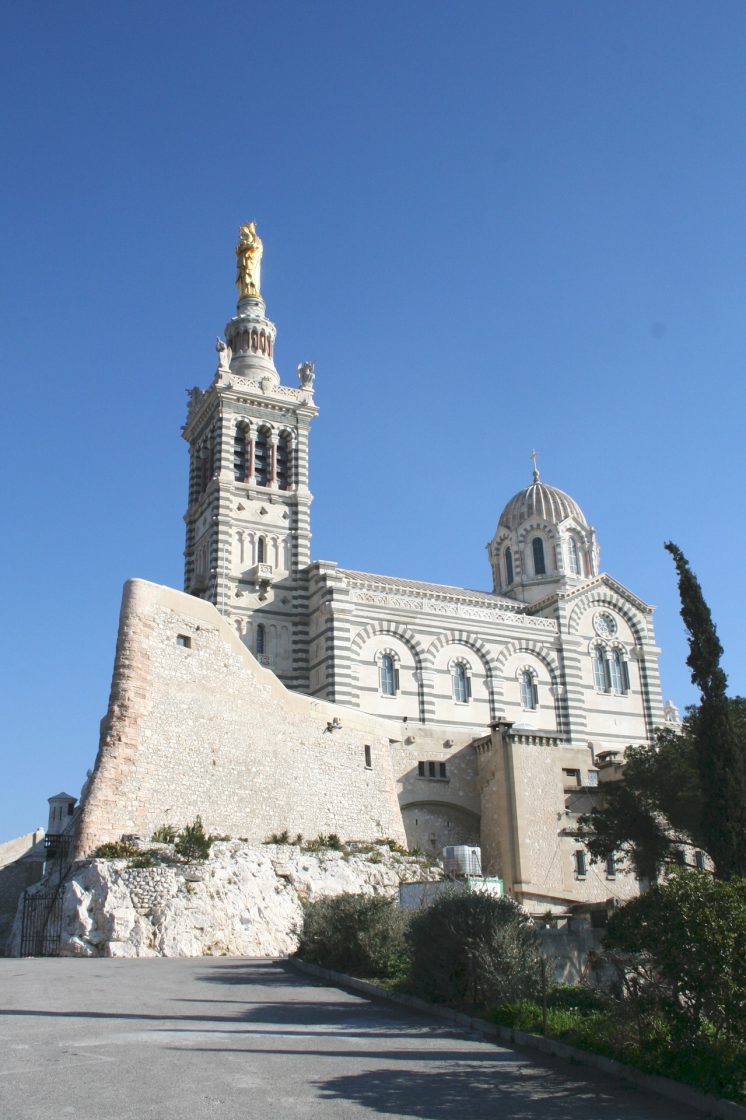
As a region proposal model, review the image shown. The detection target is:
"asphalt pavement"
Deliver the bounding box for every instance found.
[0,957,702,1119]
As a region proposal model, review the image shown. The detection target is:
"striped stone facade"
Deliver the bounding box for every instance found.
[176,235,668,913]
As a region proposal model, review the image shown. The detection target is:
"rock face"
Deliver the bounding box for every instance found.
[11,842,440,959]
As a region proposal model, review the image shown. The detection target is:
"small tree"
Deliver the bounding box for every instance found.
[665,543,746,879]
[577,722,706,879]
[605,870,746,1048]
[175,816,213,861]
[407,891,541,1007]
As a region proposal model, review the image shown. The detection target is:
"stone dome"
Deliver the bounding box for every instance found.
[498,477,588,532]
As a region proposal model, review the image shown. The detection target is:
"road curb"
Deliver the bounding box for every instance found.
[290,958,746,1120]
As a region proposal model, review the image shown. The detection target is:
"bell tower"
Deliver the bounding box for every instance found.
[182,224,318,691]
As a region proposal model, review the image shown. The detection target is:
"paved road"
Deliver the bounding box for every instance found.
[0,957,700,1120]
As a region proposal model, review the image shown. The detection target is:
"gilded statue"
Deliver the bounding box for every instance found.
[235,222,263,299]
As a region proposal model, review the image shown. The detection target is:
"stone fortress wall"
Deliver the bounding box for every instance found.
[75,579,438,858]
[73,576,642,914]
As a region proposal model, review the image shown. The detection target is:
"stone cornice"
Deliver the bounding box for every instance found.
[183,373,317,438]
[333,569,559,631]
[338,568,523,611]
[526,573,653,616]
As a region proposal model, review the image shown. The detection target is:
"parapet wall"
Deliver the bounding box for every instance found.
[75,580,407,856]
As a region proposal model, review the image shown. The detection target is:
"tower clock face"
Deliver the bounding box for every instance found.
[593,611,617,638]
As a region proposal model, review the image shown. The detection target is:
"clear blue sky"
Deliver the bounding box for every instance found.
[2,2,745,840]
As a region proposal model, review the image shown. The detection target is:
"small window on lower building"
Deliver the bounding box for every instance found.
[674,848,687,866]
[439,762,447,779]
[364,744,372,769]
[695,850,705,871]
[418,761,425,777]
[428,761,436,778]
[606,854,616,878]
[575,850,587,878]
[563,768,581,786]
[176,634,192,648]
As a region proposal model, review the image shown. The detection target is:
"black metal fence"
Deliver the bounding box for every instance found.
[18,831,74,956]
[19,887,64,957]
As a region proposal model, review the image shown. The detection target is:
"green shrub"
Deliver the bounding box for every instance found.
[304,833,344,852]
[605,870,746,1048]
[548,983,609,1013]
[92,840,139,859]
[127,853,156,869]
[407,890,541,1007]
[151,824,178,844]
[493,994,746,1103]
[267,830,291,844]
[296,893,410,980]
[174,816,212,861]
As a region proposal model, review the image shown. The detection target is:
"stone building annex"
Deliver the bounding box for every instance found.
[74,224,673,916]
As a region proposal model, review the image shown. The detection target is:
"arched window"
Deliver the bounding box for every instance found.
[567,536,581,575]
[276,433,292,491]
[255,623,265,656]
[592,645,610,692]
[532,537,546,576]
[451,662,471,703]
[233,427,247,481]
[379,653,398,696]
[520,669,538,710]
[257,536,265,563]
[609,649,630,694]
[505,547,514,585]
[254,428,270,486]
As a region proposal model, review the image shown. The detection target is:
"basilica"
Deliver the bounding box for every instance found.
[72,225,673,916]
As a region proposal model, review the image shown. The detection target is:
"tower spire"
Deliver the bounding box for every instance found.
[531,448,540,483]
[223,222,279,386]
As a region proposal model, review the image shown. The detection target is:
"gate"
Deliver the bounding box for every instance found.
[19,887,64,957]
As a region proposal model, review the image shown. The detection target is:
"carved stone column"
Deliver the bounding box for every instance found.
[268,433,278,488]
[245,421,255,483]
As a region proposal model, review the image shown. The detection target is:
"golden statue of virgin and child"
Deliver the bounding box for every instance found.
[235,222,263,299]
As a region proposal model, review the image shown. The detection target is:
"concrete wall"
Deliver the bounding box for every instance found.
[75,580,407,856]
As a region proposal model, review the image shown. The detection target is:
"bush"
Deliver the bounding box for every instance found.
[407,890,541,1007]
[296,894,409,980]
[92,840,139,859]
[127,853,156,869]
[304,833,344,852]
[605,869,746,1048]
[493,988,746,1103]
[174,816,212,862]
[152,824,177,844]
[266,831,303,845]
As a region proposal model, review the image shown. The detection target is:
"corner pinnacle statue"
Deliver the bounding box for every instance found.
[235,222,263,299]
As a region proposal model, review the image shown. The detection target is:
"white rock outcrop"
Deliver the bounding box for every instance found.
[11,842,440,959]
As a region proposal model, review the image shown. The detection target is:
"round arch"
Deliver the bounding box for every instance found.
[350,622,426,722]
[426,632,498,721]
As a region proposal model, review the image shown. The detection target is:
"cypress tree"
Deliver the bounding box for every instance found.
[665,542,746,878]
